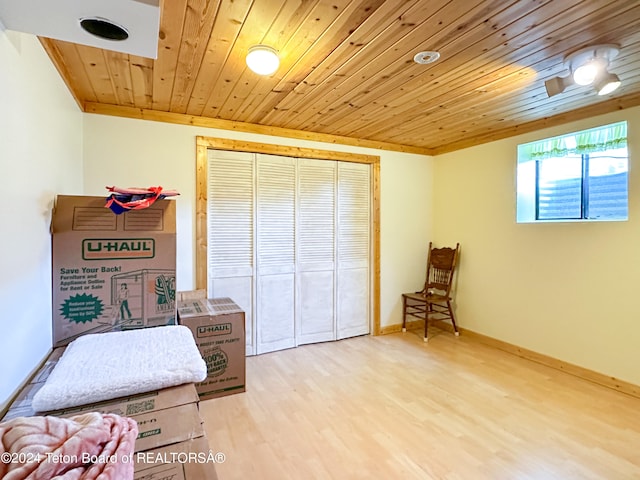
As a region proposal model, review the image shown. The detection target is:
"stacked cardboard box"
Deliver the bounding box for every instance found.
[54,384,219,480]
[133,436,219,480]
[1,348,66,421]
[177,295,246,401]
[1,349,219,480]
[2,196,220,478]
[51,195,177,347]
[177,289,207,301]
[51,384,204,452]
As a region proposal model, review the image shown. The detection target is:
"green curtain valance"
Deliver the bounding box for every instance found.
[519,121,627,162]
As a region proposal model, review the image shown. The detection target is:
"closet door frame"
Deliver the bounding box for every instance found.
[196,136,381,337]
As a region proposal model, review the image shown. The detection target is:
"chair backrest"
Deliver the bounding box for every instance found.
[424,242,460,296]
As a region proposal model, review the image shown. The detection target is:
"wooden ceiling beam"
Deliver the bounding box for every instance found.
[83,102,434,155]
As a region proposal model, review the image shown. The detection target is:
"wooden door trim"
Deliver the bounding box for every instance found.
[196,136,382,336]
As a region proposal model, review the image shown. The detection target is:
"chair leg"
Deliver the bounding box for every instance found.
[402,296,407,332]
[423,302,429,342]
[447,300,459,336]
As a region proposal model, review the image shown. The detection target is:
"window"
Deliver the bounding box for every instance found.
[516,121,628,222]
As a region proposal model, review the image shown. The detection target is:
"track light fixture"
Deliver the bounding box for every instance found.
[545,44,621,97]
[595,71,621,96]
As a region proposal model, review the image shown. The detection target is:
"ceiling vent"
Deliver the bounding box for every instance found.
[0,0,160,58]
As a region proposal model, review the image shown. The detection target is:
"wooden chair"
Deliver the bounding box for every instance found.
[402,242,460,342]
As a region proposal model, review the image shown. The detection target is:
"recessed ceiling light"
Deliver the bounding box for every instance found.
[413,51,441,65]
[79,17,129,41]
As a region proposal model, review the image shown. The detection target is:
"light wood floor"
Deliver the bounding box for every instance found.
[200,329,640,480]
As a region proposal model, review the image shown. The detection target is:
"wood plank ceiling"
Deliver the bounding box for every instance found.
[40,0,640,155]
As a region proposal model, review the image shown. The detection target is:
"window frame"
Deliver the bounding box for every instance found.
[517,122,628,223]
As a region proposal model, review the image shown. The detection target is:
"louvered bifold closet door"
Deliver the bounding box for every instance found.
[207,150,255,355]
[256,155,296,354]
[296,159,337,345]
[337,162,371,339]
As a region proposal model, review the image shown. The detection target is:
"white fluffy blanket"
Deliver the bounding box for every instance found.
[32,326,206,412]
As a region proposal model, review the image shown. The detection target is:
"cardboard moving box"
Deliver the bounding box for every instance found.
[2,351,206,454]
[52,384,204,453]
[50,383,198,416]
[51,195,177,346]
[134,435,219,480]
[177,289,206,301]
[178,297,246,401]
[6,383,204,452]
[1,347,66,421]
[2,348,219,479]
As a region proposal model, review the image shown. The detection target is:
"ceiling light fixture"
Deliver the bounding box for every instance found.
[246,45,280,75]
[545,44,621,97]
[595,71,621,96]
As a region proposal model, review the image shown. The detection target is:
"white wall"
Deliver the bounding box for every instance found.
[82,115,435,332]
[434,107,640,385]
[0,30,83,410]
[380,154,434,329]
